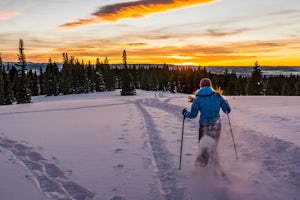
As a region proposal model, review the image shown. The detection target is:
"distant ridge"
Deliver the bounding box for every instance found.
[3,62,300,77]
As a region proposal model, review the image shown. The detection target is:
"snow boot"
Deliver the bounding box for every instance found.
[198,148,209,167]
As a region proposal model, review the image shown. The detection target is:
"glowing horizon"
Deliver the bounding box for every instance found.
[0,0,300,66]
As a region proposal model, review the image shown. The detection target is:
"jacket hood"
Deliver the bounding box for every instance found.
[196,86,215,96]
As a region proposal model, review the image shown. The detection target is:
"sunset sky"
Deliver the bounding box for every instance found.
[0,0,300,66]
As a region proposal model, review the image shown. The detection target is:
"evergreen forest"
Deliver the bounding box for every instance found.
[1,40,300,105]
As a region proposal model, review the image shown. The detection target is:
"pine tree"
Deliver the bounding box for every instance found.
[28,70,39,96]
[3,68,13,104]
[169,69,179,93]
[44,59,60,96]
[32,71,38,96]
[149,68,159,91]
[8,65,18,99]
[80,63,89,93]
[95,58,105,92]
[246,61,263,95]
[121,50,136,95]
[60,53,72,94]
[295,77,300,96]
[86,60,95,92]
[140,67,149,90]
[131,64,140,89]
[39,67,44,95]
[281,81,290,95]
[158,63,169,91]
[0,54,4,105]
[15,39,31,103]
[102,57,115,91]
[226,73,238,95]
[28,70,33,95]
[184,68,194,93]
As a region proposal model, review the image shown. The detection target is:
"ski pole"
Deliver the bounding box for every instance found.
[179,116,185,170]
[227,114,238,160]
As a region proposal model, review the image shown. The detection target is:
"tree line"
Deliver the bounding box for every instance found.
[1,40,300,105]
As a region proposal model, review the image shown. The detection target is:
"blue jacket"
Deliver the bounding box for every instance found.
[184,86,231,125]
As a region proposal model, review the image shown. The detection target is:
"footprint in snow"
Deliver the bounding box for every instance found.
[114,148,123,153]
[44,163,65,179]
[110,196,126,200]
[114,164,125,169]
[0,137,95,200]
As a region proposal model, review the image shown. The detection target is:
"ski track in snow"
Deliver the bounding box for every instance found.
[0,137,95,200]
[0,102,130,116]
[135,98,185,200]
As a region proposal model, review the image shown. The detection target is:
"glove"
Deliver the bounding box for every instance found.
[182,108,187,116]
[188,95,195,102]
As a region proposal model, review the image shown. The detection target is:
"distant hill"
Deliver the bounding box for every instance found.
[3,62,300,77]
[205,66,300,77]
[3,62,63,72]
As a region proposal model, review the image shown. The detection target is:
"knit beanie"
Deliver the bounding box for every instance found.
[199,78,212,88]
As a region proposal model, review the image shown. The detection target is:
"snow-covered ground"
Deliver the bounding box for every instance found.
[0,90,299,200]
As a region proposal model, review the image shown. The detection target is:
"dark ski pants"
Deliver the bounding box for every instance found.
[198,121,221,142]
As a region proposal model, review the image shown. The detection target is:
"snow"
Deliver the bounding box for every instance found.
[0,90,299,200]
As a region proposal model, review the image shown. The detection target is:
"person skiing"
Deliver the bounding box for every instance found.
[182,78,231,166]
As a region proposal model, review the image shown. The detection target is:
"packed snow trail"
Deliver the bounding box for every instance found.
[135,99,184,200]
[135,96,231,200]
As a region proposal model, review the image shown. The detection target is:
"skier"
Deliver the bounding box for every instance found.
[182,78,231,166]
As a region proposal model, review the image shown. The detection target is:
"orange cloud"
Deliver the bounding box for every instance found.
[57,18,98,29]
[0,11,20,20]
[59,0,216,28]
[126,43,148,46]
[207,28,249,37]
